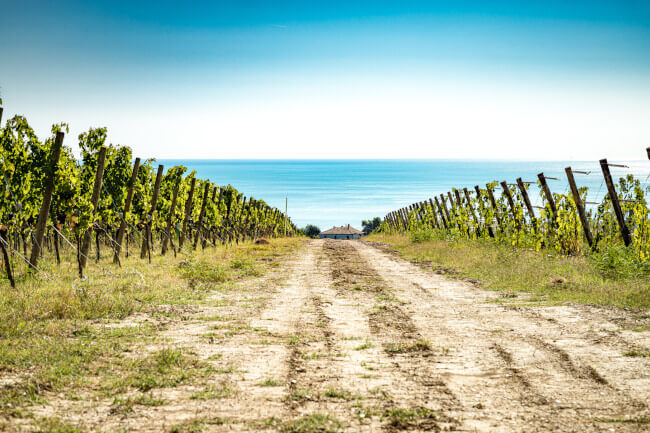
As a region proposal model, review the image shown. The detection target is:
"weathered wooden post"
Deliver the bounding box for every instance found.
[474,186,495,237]
[29,131,64,269]
[193,182,210,249]
[161,181,179,255]
[516,178,536,222]
[0,227,14,288]
[463,188,479,230]
[599,159,631,246]
[427,198,440,229]
[434,197,448,228]
[439,195,452,224]
[140,165,164,260]
[485,184,504,233]
[114,157,140,264]
[79,147,107,275]
[537,173,557,221]
[565,167,594,248]
[500,181,520,229]
[179,177,196,248]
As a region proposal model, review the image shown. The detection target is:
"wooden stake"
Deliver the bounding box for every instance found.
[500,181,520,229]
[193,182,210,249]
[179,177,196,248]
[439,195,452,223]
[474,186,495,237]
[79,147,107,275]
[565,167,594,248]
[141,165,164,260]
[29,131,64,269]
[434,197,448,228]
[516,178,536,222]
[427,198,440,229]
[0,228,15,288]
[537,173,557,221]
[161,181,179,255]
[485,184,504,233]
[114,157,140,263]
[463,188,479,229]
[599,159,631,246]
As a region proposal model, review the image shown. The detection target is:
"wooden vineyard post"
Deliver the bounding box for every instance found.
[428,198,440,229]
[114,157,140,264]
[434,197,448,228]
[516,178,536,231]
[599,159,631,246]
[179,177,196,248]
[29,131,64,269]
[193,182,210,249]
[161,182,179,255]
[474,185,495,237]
[140,165,164,260]
[463,188,479,232]
[537,173,557,221]
[565,167,594,248]
[395,210,404,231]
[485,184,504,233]
[79,147,107,276]
[439,195,452,224]
[399,208,407,230]
[0,227,14,288]
[500,181,520,229]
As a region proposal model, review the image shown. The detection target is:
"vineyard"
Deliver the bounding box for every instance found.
[0,106,299,289]
[381,149,650,276]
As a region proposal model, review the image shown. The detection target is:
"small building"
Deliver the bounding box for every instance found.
[319,224,364,240]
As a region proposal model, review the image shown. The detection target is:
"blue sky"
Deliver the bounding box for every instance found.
[1,1,649,160]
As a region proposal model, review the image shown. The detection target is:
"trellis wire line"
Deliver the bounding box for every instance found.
[49,223,95,263]
[0,234,54,281]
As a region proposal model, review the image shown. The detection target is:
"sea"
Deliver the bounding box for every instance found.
[159,159,650,230]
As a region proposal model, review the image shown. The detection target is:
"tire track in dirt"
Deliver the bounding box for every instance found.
[282,240,393,431]
[353,240,650,432]
[322,240,461,432]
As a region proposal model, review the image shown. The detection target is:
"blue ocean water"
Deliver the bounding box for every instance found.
[159,159,650,230]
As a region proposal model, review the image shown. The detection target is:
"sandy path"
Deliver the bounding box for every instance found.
[20,239,649,432]
[351,239,650,432]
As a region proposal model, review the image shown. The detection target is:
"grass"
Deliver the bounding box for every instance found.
[366,234,650,309]
[623,350,650,358]
[259,377,283,387]
[281,414,345,433]
[354,341,374,350]
[110,393,166,415]
[381,407,437,429]
[385,340,431,354]
[189,384,235,400]
[0,237,304,425]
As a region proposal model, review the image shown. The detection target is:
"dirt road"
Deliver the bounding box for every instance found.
[25,239,650,432]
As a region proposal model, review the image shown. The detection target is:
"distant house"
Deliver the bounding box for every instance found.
[319,225,364,240]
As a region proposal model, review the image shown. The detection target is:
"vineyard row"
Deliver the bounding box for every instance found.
[382,148,650,266]
[0,107,299,288]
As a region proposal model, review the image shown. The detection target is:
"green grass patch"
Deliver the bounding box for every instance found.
[281,414,344,433]
[385,340,431,354]
[623,350,650,358]
[366,234,650,309]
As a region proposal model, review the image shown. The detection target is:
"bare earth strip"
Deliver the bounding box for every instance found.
[13,239,650,432]
[351,239,650,432]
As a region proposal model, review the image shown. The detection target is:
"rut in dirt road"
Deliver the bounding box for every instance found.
[347,239,650,433]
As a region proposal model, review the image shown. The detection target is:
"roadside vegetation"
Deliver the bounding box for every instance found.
[366,233,649,309]
[0,238,304,429]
